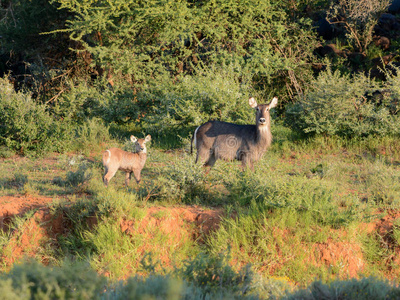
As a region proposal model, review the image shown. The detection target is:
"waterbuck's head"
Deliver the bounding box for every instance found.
[130,135,151,153]
[249,97,278,128]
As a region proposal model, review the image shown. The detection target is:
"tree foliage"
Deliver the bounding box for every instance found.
[53,0,319,97]
[327,0,392,53]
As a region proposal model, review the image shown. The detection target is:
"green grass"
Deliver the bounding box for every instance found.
[1,124,400,289]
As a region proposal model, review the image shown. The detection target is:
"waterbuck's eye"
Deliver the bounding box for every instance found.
[256,107,260,112]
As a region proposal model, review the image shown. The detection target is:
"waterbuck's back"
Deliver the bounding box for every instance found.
[102,148,144,172]
[195,121,258,160]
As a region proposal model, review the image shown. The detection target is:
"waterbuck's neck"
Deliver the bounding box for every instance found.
[136,151,147,161]
[255,123,272,150]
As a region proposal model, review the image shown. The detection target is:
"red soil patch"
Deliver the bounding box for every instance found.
[0,195,68,268]
[312,239,364,278]
[0,195,56,230]
[1,194,400,282]
[120,206,223,241]
[1,208,65,266]
[116,206,224,277]
[0,195,224,275]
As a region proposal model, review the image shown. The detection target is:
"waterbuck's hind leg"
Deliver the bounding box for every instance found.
[204,153,216,168]
[103,168,118,187]
[196,145,213,165]
[103,167,109,186]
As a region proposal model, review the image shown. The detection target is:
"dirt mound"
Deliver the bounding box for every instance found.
[1,195,400,282]
[313,239,364,278]
[0,195,225,272]
[120,206,223,241]
[0,195,56,230]
[1,208,64,266]
[115,206,224,277]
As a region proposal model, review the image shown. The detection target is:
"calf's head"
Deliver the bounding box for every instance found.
[131,135,151,153]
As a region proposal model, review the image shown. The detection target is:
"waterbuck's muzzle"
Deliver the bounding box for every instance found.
[259,118,266,124]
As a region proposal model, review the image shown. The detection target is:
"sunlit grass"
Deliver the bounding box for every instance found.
[1,124,400,283]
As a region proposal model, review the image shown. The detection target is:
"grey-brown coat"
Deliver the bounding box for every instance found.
[191,97,277,171]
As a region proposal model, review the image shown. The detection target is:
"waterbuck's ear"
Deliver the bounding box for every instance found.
[130,135,137,143]
[248,97,258,108]
[144,135,151,142]
[268,97,278,109]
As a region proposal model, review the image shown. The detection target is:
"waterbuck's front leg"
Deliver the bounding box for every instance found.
[125,172,132,186]
[241,157,254,172]
[133,169,141,184]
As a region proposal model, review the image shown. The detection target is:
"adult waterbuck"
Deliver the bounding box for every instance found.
[191,96,278,171]
[102,135,151,186]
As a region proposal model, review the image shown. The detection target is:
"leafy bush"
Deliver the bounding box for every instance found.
[110,275,186,300]
[0,260,106,300]
[64,164,92,187]
[177,250,253,295]
[224,169,361,228]
[57,66,259,145]
[285,68,400,137]
[150,152,208,204]
[284,277,400,300]
[108,251,265,299]
[2,260,400,299]
[0,77,74,155]
[11,173,29,189]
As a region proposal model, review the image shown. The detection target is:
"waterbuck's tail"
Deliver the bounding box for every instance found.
[190,132,194,155]
[103,149,111,165]
[191,126,200,155]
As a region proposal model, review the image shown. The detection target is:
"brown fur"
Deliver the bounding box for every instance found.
[102,135,151,186]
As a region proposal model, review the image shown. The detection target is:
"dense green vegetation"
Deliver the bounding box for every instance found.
[1,0,400,298]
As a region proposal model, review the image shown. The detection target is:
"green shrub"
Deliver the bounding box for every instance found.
[73,117,111,154]
[285,68,400,137]
[177,250,253,295]
[384,65,400,115]
[225,170,361,228]
[0,260,106,300]
[0,77,74,155]
[150,152,209,204]
[284,277,399,300]
[11,173,29,189]
[52,155,93,188]
[0,146,15,158]
[110,275,186,300]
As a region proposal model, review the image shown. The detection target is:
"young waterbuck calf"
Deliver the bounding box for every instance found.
[191,96,278,171]
[102,135,151,186]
